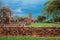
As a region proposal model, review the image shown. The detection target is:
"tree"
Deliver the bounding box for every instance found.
[45,0,60,22]
[54,16,60,22]
[19,17,25,22]
[37,16,46,22]
[13,16,25,22]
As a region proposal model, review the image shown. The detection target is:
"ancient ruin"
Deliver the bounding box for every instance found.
[0,6,35,25]
[0,6,12,24]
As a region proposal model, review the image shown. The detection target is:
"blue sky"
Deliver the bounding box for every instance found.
[1,0,48,18]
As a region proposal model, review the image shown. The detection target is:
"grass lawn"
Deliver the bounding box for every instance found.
[0,36,60,40]
[28,23,60,27]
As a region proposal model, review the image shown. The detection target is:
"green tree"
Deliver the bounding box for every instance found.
[54,16,60,22]
[37,16,46,22]
[13,16,20,22]
[45,0,60,22]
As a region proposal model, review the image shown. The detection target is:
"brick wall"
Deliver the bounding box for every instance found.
[0,27,60,37]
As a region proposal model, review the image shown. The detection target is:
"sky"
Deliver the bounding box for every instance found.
[0,0,48,18]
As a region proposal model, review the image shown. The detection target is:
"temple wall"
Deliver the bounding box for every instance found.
[0,27,60,37]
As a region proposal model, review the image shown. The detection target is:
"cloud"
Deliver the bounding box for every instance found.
[14,8,23,13]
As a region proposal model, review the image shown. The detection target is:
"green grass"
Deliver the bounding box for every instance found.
[0,36,60,40]
[28,23,60,27]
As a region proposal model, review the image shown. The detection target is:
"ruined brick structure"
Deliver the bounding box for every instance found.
[0,6,12,24]
[0,27,60,37]
[24,12,35,24]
